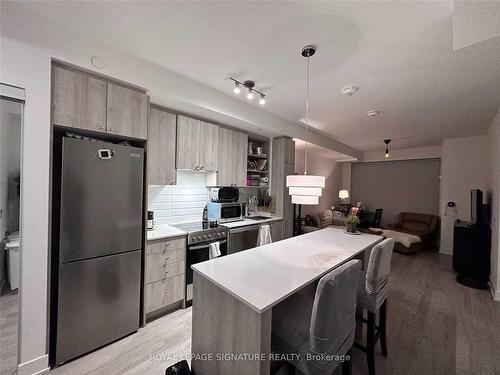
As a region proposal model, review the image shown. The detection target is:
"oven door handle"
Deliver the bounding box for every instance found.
[189,239,227,251]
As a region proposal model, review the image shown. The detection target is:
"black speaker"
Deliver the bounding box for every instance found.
[453,221,491,289]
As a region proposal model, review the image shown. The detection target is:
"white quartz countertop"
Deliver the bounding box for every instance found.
[220,216,282,229]
[147,224,186,241]
[192,227,383,313]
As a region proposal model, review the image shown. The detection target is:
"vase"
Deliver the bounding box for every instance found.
[346,223,357,233]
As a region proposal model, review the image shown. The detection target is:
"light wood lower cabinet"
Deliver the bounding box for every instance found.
[269,220,283,242]
[146,237,186,255]
[145,237,186,316]
[145,275,184,314]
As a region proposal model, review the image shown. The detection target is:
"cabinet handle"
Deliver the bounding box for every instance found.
[200,166,204,170]
[165,270,170,274]
[163,243,170,250]
[164,290,169,295]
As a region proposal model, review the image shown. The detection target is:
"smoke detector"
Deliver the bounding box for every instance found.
[341,85,359,97]
[367,110,380,117]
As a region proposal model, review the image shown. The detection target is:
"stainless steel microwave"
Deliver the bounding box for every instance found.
[207,202,245,223]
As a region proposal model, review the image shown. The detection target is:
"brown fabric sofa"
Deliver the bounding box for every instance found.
[302,210,346,233]
[388,212,439,253]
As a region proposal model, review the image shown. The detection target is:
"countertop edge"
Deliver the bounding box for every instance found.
[192,234,383,314]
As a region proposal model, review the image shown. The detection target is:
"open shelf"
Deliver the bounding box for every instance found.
[247,153,268,159]
[247,169,268,173]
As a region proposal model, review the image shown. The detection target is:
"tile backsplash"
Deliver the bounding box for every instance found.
[148,171,209,225]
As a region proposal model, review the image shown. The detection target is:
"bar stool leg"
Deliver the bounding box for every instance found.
[380,300,388,357]
[367,311,376,375]
[341,349,352,375]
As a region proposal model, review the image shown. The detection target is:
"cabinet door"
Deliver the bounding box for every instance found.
[217,127,234,186]
[199,121,219,171]
[106,83,148,139]
[148,108,177,185]
[176,115,200,170]
[234,131,248,187]
[52,66,107,132]
[270,220,283,242]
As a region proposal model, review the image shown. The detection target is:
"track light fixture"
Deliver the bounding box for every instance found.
[230,77,266,105]
[384,139,391,158]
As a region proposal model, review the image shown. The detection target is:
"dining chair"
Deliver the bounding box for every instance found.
[372,209,383,228]
[271,259,362,375]
[354,238,395,375]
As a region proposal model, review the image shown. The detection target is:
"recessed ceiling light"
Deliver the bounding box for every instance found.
[367,110,380,117]
[340,85,359,97]
[91,56,105,69]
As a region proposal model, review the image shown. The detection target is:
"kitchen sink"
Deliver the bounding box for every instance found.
[246,216,271,221]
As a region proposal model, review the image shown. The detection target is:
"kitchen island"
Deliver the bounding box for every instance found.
[191,227,383,375]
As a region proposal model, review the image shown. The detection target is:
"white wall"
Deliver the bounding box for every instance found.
[439,135,489,255]
[294,150,342,217]
[0,37,51,374]
[486,110,500,300]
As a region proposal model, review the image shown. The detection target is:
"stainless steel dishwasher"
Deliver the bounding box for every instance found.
[228,225,260,254]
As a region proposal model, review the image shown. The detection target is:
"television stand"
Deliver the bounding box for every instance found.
[453,222,491,290]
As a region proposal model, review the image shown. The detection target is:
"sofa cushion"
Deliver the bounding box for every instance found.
[318,210,333,229]
[402,221,430,234]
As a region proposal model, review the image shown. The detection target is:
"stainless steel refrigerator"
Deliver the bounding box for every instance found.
[51,137,144,365]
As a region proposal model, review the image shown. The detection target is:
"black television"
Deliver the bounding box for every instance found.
[471,189,483,226]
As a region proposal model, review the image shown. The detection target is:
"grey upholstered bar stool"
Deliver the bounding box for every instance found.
[354,238,395,375]
[271,259,362,375]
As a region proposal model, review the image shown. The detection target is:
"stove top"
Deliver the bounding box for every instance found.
[172,221,212,232]
[171,221,228,245]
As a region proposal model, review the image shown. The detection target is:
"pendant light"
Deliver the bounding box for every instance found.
[384,139,391,158]
[286,45,325,205]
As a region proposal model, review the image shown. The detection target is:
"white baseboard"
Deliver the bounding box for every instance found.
[490,278,500,302]
[439,246,453,255]
[17,354,49,375]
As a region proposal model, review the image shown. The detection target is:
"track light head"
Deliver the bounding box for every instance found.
[233,81,240,95]
[259,94,266,105]
[247,89,254,100]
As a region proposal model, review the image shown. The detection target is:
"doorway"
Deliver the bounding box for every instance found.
[0,85,24,375]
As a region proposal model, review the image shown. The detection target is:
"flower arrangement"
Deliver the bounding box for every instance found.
[345,214,360,233]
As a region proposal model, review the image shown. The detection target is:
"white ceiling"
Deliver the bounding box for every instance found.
[294,139,352,161]
[7,1,500,151]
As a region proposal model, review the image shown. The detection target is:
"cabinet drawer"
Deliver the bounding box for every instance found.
[145,275,184,313]
[146,248,185,269]
[146,258,185,284]
[146,237,186,255]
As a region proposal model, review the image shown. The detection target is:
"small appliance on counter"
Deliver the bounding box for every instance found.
[147,211,155,230]
[209,187,239,203]
[207,202,246,223]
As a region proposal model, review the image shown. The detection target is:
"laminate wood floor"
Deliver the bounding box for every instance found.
[48,251,500,375]
[0,289,18,375]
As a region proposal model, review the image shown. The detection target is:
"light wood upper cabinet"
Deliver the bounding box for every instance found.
[199,121,219,172]
[106,83,148,139]
[176,115,201,170]
[52,65,107,132]
[148,107,177,185]
[217,127,248,186]
[176,116,219,171]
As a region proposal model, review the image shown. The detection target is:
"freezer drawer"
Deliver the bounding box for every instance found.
[59,137,144,262]
[55,250,141,365]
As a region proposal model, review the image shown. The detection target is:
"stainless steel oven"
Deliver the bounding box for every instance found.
[171,222,228,306]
